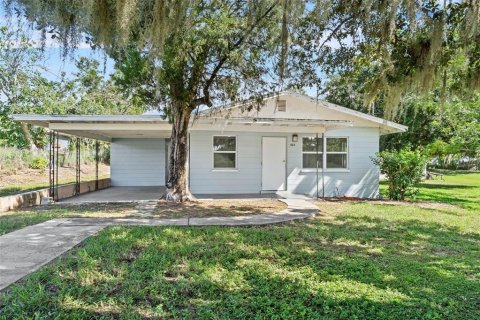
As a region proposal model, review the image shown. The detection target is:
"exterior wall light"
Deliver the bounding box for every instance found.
[292,134,298,142]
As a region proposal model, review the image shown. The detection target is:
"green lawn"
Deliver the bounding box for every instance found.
[0,174,110,197]
[380,172,480,210]
[415,172,480,210]
[0,203,136,236]
[0,173,479,319]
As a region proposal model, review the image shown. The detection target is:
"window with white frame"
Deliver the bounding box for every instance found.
[326,137,348,169]
[302,137,323,169]
[213,136,236,169]
[302,136,348,169]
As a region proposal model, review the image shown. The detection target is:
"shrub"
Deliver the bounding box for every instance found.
[372,148,427,200]
[28,156,48,169]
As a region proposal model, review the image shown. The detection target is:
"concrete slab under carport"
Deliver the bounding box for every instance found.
[60,186,165,203]
[58,186,315,203]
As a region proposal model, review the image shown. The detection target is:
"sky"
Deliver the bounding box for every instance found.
[40,48,115,81]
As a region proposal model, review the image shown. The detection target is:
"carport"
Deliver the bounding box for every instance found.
[59,186,166,203]
[11,114,173,203]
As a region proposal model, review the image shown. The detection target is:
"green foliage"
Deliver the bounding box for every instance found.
[0,24,147,149]
[384,94,480,161]
[0,24,45,149]
[14,1,480,114]
[0,146,47,172]
[111,48,159,110]
[326,48,480,168]
[372,148,428,200]
[27,156,48,169]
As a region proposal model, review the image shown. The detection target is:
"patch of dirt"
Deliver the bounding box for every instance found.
[152,199,287,218]
[121,245,145,263]
[0,164,110,192]
[370,200,459,210]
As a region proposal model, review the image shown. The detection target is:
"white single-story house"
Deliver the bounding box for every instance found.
[13,92,407,198]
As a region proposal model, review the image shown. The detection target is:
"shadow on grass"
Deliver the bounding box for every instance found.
[1,213,479,319]
[428,169,479,175]
[414,191,478,209]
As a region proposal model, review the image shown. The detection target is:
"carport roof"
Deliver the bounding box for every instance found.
[10,114,169,127]
[11,114,355,142]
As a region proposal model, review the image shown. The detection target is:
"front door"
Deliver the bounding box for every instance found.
[262,137,286,191]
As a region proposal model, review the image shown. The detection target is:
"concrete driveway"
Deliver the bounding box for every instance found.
[60,186,166,203]
[59,186,313,203]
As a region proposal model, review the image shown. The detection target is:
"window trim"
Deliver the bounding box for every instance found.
[325,137,349,169]
[212,135,237,170]
[301,135,349,170]
[301,136,323,169]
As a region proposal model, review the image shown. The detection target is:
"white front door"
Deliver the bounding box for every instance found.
[262,137,287,191]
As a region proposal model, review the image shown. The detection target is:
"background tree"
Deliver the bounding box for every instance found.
[325,47,480,168]
[0,45,147,148]
[0,25,44,149]
[7,0,480,200]
[111,48,160,111]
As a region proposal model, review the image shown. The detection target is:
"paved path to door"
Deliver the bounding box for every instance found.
[0,199,317,291]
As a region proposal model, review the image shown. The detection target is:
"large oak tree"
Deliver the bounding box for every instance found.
[5,0,479,201]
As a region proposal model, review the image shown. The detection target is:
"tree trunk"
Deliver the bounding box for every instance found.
[20,123,36,151]
[164,105,194,202]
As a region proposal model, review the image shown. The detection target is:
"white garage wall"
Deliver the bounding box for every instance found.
[110,138,166,186]
[189,128,380,197]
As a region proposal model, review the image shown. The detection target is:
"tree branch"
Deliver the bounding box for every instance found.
[318,15,353,50]
[192,2,278,108]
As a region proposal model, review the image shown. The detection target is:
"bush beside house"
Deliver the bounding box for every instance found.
[372,149,427,200]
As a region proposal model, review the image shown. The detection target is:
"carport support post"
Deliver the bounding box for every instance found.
[322,132,325,198]
[48,131,55,199]
[55,132,59,201]
[75,137,81,195]
[95,141,99,191]
[316,133,319,198]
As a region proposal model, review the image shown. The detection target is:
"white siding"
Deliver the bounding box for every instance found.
[190,132,267,193]
[287,128,380,198]
[110,138,166,186]
[189,128,380,198]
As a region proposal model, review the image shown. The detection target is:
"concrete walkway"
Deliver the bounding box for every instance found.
[0,199,317,291]
[0,220,104,291]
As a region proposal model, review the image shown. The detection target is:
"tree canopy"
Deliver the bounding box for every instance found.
[6,0,479,113]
